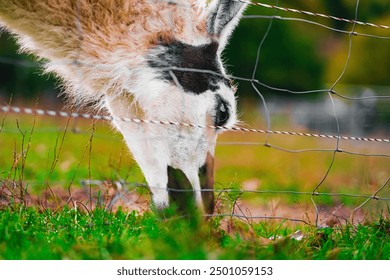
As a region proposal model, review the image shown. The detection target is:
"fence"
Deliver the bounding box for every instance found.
[0,0,389,228]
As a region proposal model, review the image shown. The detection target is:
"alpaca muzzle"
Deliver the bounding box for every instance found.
[198,152,215,215]
[167,152,215,214]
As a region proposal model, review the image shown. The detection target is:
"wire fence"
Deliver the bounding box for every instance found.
[243,0,390,29]
[0,0,389,228]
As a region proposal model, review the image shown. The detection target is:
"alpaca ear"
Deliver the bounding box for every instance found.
[206,0,248,49]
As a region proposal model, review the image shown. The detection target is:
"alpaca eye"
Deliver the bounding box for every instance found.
[216,101,229,127]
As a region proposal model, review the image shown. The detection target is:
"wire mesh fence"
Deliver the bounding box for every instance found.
[0,0,389,228]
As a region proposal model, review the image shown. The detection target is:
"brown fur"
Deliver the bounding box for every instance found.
[0,0,207,102]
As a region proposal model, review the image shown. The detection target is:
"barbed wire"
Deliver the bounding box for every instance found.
[1,105,389,143]
[242,15,390,40]
[239,0,390,29]
[1,124,388,159]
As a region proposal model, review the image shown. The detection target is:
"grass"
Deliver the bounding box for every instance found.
[0,205,389,260]
[0,109,389,259]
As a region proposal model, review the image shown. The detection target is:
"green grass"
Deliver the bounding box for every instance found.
[0,115,141,186]
[0,205,389,260]
[0,111,389,260]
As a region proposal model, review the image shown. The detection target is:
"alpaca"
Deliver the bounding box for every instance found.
[0,0,248,213]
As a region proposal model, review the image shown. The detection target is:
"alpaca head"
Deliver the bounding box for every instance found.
[0,0,248,213]
[106,0,248,213]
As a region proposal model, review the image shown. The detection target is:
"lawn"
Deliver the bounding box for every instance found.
[1,205,389,260]
[0,107,389,259]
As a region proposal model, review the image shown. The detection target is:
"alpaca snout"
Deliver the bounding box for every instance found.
[198,152,215,215]
[167,152,215,214]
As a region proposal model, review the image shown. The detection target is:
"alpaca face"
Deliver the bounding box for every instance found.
[143,40,237,213]
[107,39,238,213]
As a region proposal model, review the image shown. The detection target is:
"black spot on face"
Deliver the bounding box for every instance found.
[148,41,229,94]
